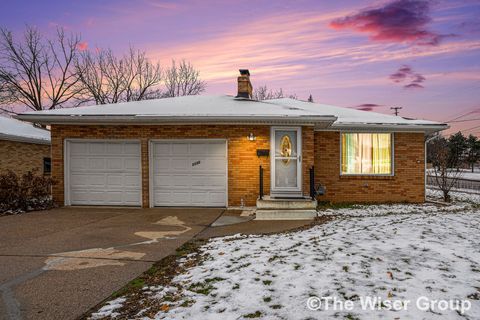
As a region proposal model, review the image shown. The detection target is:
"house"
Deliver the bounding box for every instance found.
[0,116,51,176]
[16,70,447,211]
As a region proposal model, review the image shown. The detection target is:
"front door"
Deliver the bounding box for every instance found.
[270,127,302,198]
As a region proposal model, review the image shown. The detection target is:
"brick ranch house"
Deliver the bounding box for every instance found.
[0,116,51,176]
[16,70,447,211]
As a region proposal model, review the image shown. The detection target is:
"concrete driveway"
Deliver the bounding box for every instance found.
[0,207,223,320]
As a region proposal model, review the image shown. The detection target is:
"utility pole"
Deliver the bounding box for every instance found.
[391,106,402,116]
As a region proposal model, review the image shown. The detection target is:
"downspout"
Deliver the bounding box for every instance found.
[424,134,442,201]
[424,139,427,201]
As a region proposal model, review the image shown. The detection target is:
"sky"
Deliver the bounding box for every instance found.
[1,0,479,136]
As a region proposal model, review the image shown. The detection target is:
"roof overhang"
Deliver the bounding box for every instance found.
[14,114,338,127]
[318,122,449,133]
[0,133,50,145]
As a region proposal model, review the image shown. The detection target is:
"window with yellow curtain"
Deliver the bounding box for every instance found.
[341,133,392,175]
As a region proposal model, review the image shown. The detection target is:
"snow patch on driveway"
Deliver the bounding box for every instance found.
[44,248,145,271]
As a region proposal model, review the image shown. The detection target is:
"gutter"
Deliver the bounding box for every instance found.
[14,114,338,126]
[0,133,51,145]
[319,122,449,133]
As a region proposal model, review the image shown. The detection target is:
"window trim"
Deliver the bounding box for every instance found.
[43,157,52,175]
[339,132,395,177]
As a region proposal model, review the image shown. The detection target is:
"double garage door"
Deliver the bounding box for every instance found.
[66,140,227,207]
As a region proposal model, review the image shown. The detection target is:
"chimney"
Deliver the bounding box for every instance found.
[236,69,252,99]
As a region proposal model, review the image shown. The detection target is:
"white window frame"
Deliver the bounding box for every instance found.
[339,132,395,177]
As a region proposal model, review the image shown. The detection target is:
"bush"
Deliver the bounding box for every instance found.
[0,170,56,215]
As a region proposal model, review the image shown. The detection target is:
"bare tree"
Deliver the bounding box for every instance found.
[163,60,205,97]
[252,84,297,101]
[429,136,464,202]
[75,47,162,104]
[0,26,83,113]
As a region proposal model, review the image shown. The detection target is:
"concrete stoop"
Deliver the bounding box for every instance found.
[255,196,318,220]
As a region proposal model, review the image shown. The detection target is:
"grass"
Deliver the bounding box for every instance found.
[243,311,262,318]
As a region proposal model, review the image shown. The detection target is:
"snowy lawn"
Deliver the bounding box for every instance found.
[91,199,480,320]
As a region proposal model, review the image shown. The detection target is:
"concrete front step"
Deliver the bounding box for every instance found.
[257,196,317,210]
[255,209,317,220]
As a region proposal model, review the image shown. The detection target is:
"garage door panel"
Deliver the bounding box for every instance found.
[124,143,141,155]
[208,143,226,154]
[124,158,141,170]
[172,143,189,155]
[209,192,227,204]
[107,158,123,170]
[70,143,88,155]
[89,158,106,170]
[152,141,227,207]
[154,144,171,156]
[89,143,106,154]
[70,174,106,187]
[68,141,141,206]
[70,157,88,170]
[190,144,209,155]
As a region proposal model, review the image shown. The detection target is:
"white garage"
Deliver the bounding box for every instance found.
[150,140,227,207]
[65,140,142,206]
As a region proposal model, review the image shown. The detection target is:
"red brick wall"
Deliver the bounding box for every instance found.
[52,125,312,207]
[0,140,51,176]
[314,131,425,203]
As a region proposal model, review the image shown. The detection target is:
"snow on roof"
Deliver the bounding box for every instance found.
[15,95,447,132]
[17,95,326,117]
[0,116,50,144]
[266,98,444,128]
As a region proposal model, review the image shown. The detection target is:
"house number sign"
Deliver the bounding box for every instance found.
[192,160,201,166]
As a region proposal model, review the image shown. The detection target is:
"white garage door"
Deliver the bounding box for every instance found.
[66,141,142,206]
[151,140,227,207]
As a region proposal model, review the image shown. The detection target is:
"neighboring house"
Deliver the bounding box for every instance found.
[0,116,51,176]
[16,70,447,209]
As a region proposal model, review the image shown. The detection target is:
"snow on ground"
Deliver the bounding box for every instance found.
[90,298,126,319]
[427,187,480,204]
[91,195,480,320]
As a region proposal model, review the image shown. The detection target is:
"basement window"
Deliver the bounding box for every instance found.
[43,157,51,175]
[341,133,393,175]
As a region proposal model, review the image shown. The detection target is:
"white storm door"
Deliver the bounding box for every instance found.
[151,140,227,207]
[66,140,142,206]
[270,127,302,196]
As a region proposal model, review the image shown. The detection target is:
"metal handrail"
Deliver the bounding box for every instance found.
[310,166,315,200]
[259,165,264,200]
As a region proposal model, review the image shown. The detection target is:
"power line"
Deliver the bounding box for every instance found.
[462,124,480,133]
[442,107,479,123]
[448,117,480,123]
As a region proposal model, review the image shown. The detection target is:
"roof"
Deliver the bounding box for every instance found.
[266,98,447,132]
[0,116,50,144]
[15,95,447,133]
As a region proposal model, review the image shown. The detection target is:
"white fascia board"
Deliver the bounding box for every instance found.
[320,122,449,133]
[15,114,338,126]
[0,133,51,145]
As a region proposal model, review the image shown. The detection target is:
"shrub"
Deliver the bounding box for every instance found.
[0,170,56,215]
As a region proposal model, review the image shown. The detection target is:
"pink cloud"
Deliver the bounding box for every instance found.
[77,41,88,51]
[353,103,384,111]
[389,65,426,89]
[330,0,452,46]
[404,83,424,89]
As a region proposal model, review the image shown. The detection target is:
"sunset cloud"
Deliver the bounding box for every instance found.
[389,65,426,89]
[330,0,451,45]
[355,103,384,111]
[77,41,88,51]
